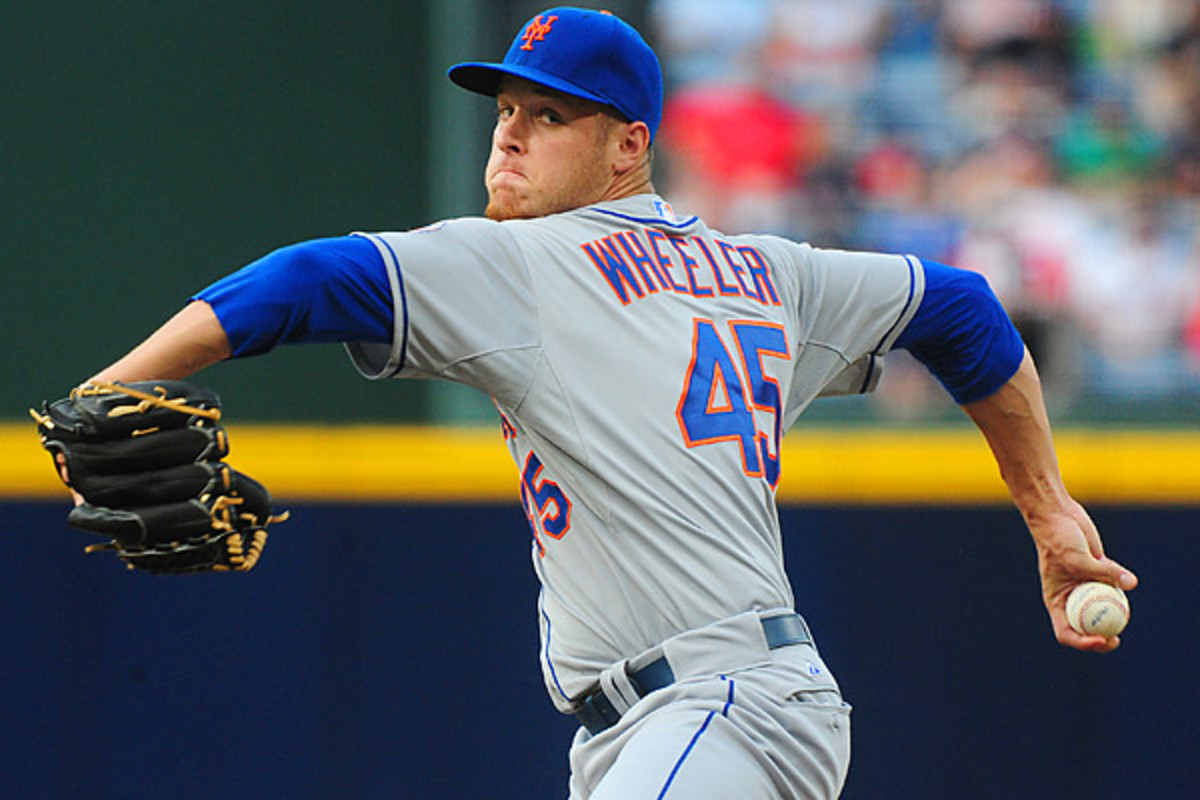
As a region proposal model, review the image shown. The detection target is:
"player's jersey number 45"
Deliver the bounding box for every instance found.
[677,317,789,488]
[522,316,789,556]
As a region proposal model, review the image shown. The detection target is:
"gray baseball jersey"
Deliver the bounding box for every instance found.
[348,193,924,712]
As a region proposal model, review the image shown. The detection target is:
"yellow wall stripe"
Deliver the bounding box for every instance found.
[5,423,1199,504]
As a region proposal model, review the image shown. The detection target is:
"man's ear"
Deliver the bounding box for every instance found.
[613,121,652,173]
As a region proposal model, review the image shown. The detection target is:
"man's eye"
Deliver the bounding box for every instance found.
[497,106,514,120]
[537,109,562,124]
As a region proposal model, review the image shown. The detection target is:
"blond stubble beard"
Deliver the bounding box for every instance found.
[484,117,619,222]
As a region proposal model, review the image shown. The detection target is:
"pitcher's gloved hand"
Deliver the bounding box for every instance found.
[31,380,287,573]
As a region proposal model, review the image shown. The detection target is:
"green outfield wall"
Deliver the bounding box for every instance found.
[2,1,656,425]
[2,1,436,420]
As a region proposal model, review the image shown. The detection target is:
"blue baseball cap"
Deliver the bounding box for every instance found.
[448,7,663,141]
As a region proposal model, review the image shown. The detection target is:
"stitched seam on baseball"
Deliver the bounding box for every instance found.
[1074,592,1128,632]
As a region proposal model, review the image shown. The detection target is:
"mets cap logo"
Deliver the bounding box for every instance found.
[519,14,559,50]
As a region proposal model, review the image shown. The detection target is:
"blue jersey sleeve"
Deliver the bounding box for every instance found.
[893,260,1025,404]
[193,235,393,358]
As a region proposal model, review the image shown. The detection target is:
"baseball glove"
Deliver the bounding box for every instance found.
[30,380,287,574]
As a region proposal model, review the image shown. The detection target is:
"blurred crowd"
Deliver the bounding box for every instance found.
[651,0,1200,411]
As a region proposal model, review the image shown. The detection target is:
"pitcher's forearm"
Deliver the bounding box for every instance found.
[89,301,232,383]
[962,349,1069,523]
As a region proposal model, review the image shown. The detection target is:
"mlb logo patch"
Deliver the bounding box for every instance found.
[652,198,678,224]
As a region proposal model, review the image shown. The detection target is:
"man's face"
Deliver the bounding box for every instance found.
[484,77,618,221]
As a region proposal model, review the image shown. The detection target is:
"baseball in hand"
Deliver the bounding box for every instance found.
[1066,582,1130,637]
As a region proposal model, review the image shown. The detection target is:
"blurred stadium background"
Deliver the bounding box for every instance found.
[1,2,1196,798]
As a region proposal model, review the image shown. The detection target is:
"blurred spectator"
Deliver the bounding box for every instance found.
[658,83,827,235]
[760,0,889,133]
[650,0,773,85]
[950,42,1071,144]
[1132,28,1200,140]
[864,0,965,160]
[652,0,1200,415]
[852,138,961,264]
[1054,90,1164,185]
[942,0,1059,53]
[1067,192,1199,397]
[1084,0,1197,61]
[944,0,1075,147]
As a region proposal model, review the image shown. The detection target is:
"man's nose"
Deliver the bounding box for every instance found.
[494,111,527,153]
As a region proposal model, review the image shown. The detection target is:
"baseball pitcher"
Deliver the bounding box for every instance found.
[33,8,1137,798]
